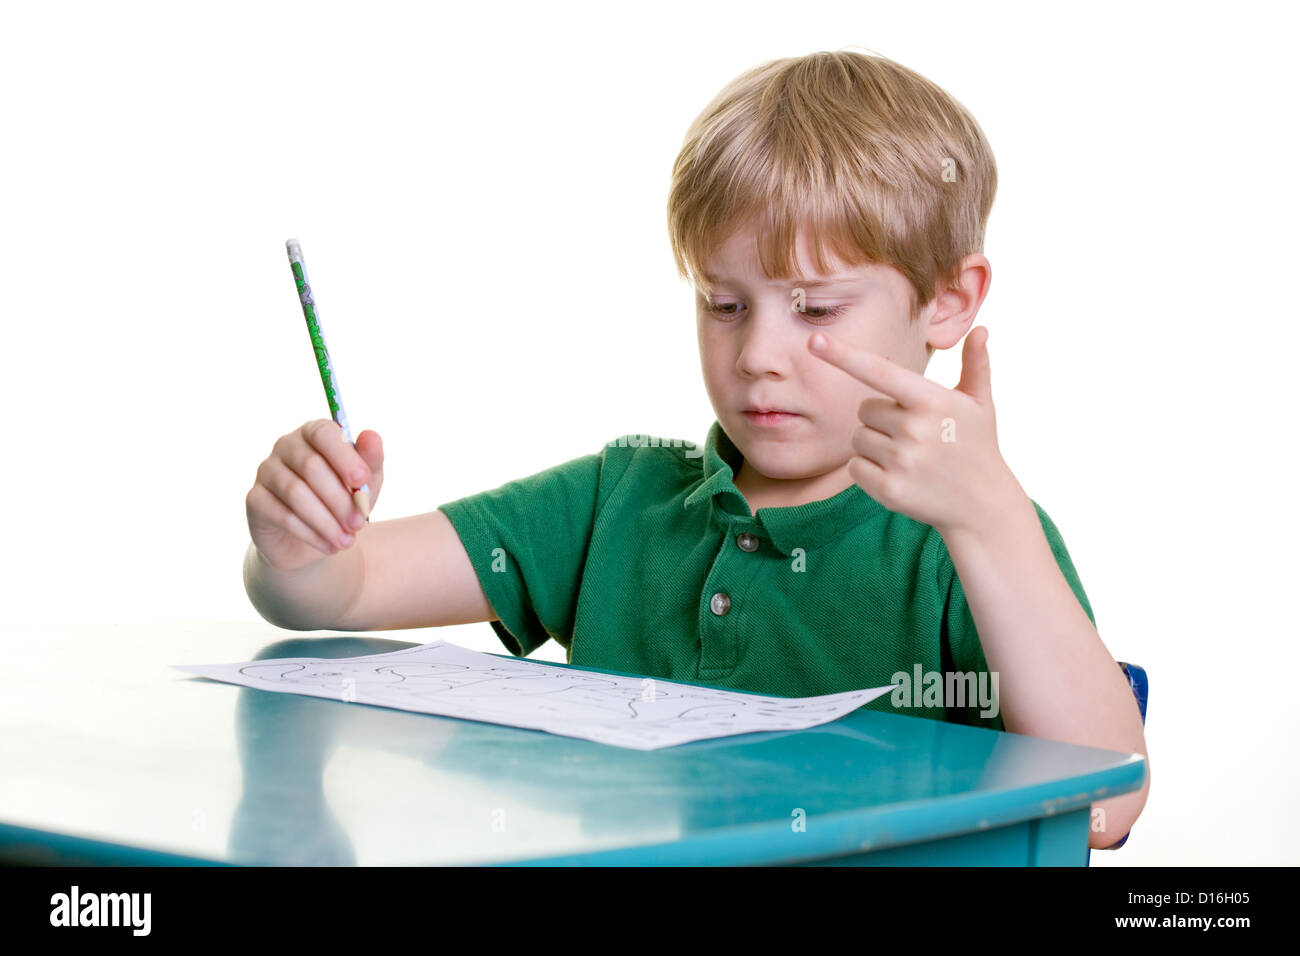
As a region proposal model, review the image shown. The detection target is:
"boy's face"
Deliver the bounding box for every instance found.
[695,220,957,502]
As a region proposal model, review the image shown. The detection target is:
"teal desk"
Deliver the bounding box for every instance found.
[0,624,1146,865]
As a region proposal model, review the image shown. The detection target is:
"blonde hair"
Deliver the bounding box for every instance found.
[667,48,997,334]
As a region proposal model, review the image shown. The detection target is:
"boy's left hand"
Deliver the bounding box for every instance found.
[808,326,1023,538]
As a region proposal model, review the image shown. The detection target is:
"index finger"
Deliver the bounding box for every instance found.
[304,419,371,490]
[808,332,935,407]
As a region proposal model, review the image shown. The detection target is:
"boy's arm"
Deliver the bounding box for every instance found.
[806,329,1147,851]
[335,510,496,630]
[940,486,1149,851]
[243,510,495,632]
[243,539,365,631]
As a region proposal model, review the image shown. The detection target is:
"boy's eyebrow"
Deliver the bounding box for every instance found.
[701,272,863,288]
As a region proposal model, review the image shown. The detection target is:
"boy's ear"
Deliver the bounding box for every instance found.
[925,254,991,352]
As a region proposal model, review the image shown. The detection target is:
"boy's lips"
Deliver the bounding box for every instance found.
[742,408,802,426]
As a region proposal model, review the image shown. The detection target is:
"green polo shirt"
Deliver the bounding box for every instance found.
[436,421,1096,732]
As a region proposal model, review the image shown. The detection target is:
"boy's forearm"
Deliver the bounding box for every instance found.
[242,541,365,631]
[939,485,1149,849]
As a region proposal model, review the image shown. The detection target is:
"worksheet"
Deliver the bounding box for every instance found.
[172,639,894,750]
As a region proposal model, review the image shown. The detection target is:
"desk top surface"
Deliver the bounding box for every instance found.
[0,623,1145,865]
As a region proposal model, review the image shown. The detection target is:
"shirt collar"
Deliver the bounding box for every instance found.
[682,420,885,555]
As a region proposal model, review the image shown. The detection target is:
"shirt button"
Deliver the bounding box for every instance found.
[710,592,731,616]
[736,532,759,552]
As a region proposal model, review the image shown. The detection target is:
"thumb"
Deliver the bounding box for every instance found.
[354,429,384,496]
[955,326,993,402]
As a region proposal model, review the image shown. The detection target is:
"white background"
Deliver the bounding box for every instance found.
[2,0,1296,866]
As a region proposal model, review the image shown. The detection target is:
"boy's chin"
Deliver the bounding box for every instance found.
[737,443,829,480]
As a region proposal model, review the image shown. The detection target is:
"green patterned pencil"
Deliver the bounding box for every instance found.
[285,238,371,520]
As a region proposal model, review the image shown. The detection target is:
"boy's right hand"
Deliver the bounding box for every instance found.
[246,420,384,571]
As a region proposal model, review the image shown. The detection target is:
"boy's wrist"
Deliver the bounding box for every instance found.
[936,471,1034,552]
[243,540,363,631]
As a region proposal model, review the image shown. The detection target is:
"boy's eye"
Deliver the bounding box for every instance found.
[799,304,847,321]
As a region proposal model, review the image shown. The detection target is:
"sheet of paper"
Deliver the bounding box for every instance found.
[172,639,894,750]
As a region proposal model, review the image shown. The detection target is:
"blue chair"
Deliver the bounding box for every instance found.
[1087,661,1148,863]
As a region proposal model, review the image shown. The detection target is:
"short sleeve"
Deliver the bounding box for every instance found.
[941,499,1096,731]
[436,450,604,658]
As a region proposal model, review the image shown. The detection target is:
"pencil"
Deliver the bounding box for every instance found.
[285,238,371,521]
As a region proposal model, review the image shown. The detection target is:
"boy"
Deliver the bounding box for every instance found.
[244,48,1148,850]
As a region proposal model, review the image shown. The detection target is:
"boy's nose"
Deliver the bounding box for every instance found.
[735,312,796,377]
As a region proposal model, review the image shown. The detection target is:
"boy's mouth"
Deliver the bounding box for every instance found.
[742,408,801,426]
